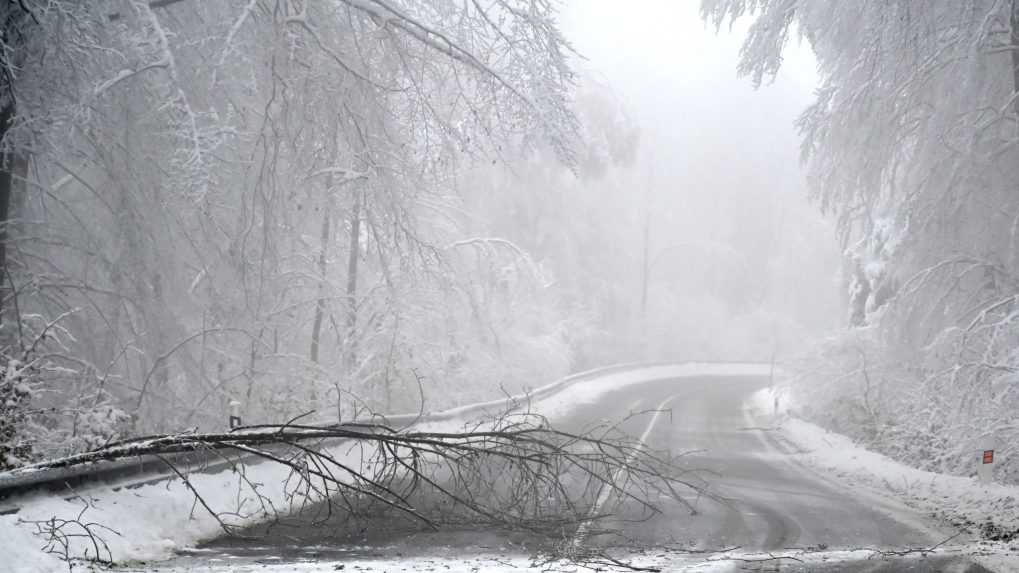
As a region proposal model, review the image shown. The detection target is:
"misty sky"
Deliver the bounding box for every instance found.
[562,0,818,143]
[561,1,840,344]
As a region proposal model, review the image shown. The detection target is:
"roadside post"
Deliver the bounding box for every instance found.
[769,352,779,420]
[977,436,996,484]
[229,400,242,429]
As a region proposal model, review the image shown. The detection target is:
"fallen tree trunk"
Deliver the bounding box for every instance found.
[8,408,706,537]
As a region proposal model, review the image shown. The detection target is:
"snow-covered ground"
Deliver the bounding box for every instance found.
[0,362,770,573]
[115,550,969,573]
[0,439,378,573]
[746,386,1019,572]
[534,362,772,419]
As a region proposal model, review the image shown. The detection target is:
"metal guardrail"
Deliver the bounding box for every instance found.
[0,360,772,513]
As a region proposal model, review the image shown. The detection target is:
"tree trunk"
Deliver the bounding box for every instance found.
[0,101,30,468]
[1013,0,1019,116]
[343,188,362,372]
[310,206,330,365]
[0,102,14,327]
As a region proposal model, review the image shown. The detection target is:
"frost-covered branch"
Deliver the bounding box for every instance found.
[7,409,705,541]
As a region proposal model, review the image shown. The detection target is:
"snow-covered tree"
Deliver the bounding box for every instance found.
[705,0,1019,479]
[0,0,581,463]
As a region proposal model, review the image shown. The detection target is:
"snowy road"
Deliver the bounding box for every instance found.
[593,375,942,550]
[148,373,994,572]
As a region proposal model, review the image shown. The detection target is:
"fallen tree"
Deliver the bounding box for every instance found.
[7,405,707,570]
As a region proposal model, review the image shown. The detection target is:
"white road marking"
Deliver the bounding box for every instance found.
[571,394,679,549]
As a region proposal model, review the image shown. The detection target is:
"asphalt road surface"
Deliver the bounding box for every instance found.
[163,374,994,572]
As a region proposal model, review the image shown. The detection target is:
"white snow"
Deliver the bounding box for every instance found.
[0,440,369,573]
[745,386,1019,572]
[116,554,684,572]
[111,548,982,573]
[126,556,542,573]
[535,362,772,419]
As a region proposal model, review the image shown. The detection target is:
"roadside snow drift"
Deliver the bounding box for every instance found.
[746,386,1019,572]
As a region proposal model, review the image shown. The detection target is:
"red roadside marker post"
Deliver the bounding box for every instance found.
[978,437,996,485]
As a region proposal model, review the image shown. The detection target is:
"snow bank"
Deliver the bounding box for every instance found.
[0,440,369,573]
[118,554,686,572]
[125,556,542,573]
[1,362,771,572]
[114,548,966,572]
[535,362,771,419]
[746,386,1019,571]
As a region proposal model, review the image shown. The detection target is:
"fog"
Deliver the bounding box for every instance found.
[3,0,1017,508]
[8,3,1019,570]
[0,0,844,460]
[559,0,841,361]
